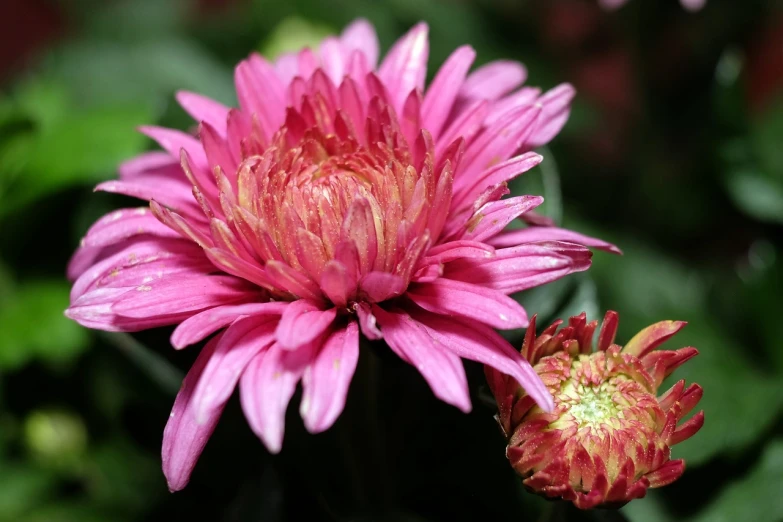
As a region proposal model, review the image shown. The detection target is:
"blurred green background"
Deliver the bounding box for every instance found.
[1,0,782,520]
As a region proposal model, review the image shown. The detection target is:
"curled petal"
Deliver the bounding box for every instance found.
[276,300,337,350]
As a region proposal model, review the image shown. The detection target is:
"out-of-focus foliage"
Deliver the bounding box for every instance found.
[0,0,781,520]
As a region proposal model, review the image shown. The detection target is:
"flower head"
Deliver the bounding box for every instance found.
[66,19,616,491]
[486,311,704,509]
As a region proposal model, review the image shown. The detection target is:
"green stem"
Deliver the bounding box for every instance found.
[99,332,183,395]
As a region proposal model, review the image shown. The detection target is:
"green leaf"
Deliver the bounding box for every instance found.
[24,502,117,522]
[45,39,235,109]
[666,320,783,466]
[259,17,335,60]
[724,169,783,225]
[0,280,89,370]
[690,439,783,522]
[0,464,57,520]
[751,97,783,176]
[0,103,153,216]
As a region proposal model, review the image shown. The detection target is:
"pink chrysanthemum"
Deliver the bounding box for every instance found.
[65,19,617,490]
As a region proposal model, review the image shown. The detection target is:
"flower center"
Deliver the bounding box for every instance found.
[564,384,620,428]
[216,95,457,304]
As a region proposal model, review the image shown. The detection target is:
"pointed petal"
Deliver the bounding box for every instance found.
[445,242,592,294]
[162,333,224,492]
[406,278,528,329]
[623,321,688,358]
[171,301,288,349]
[112,275,260,318]
[176,91,230,135]
[300,321,360,432]
[459,60,527,101]
[341,18,379,68]
[378,23,429,112]
[527,83,576,148]
[373,307,471,412]
[452,152,543,211]
[422,46,476,137]
[460,105,541,179]
[80,207,179,248]
[461,195,544,243]
[191,316,279,422]
[410,309,553,411]
[489,226,622,254]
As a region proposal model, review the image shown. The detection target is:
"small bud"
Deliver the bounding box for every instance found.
[486,311,704,509]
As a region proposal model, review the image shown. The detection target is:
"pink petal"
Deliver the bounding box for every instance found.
[359,271,406,303]
[171,301,289,349]
[318,37,345,84]
[378,22,429,112]
[410,309,553,411]
[300,321,360,432]
[203,248,278,292]
[341,198,378,275]
[489,226,622,254]
[240,341,316,453]
[275,299,337,350]
[95,175,201,221]
[265,260,324,302]
[373,307,471,412]
[452,152,543,211]
[162,332,224,492]
[354,302,382,340]
[445,242,591,294]
[118,151,173,180]
[460,104,541,179]
[80,208,179,249]
[436,99,488,158]
[191,316,279,422]
[420,240,495,266]
[320,260,357,308]
[406,278,528,329]
[459,60,527,101]
[460,195,544,243]
[485,87,541,126]
[200,122,237,175]
[234,54,286,139]
[139,126,207,167]
[527,83,576,148]
[70,237,211,301]
[66,287,195,332]
[111,275,260,318]
[341,18,379,69]
[421,46,476,138]
[175,91,230,135]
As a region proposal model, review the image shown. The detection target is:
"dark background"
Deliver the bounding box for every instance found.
[0,0,782,520]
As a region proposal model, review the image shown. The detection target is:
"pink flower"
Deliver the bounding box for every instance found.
[600,0,706,11]
[65,19,616,491]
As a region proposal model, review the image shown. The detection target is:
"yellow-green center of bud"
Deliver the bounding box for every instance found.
[565,384,620,428]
